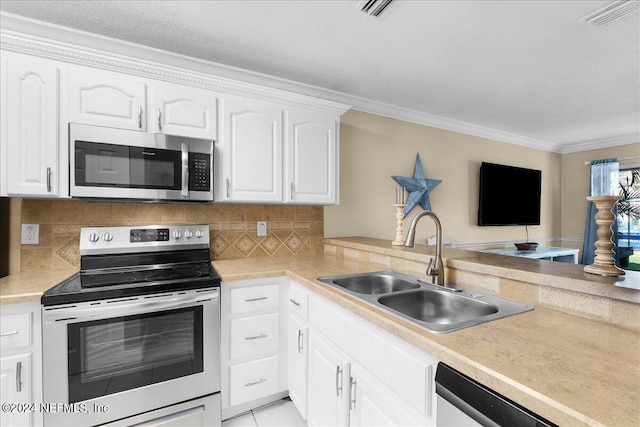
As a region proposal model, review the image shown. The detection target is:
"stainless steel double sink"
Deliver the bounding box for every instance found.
[317,270,533,334]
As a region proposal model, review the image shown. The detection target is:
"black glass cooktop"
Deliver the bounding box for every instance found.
[42,249,220,306]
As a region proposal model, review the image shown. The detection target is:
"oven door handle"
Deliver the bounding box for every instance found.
[44,290,219,323]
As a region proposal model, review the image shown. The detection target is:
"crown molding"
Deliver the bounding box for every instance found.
[0,13,350,116]
[560,133,640,154]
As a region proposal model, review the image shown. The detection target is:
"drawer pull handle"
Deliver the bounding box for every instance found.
[0,330,19,337]
[335,366,343,397]
[289,298,300,306]
[245,378,266,387]
[245,334,267,341]
[16,361,22,392]
[245,296,267,302]
[297,330,303,354]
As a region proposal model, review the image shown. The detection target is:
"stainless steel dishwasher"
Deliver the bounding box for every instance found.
[435,363,557,427]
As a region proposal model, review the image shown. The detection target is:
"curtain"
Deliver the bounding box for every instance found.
[581,159,620,265]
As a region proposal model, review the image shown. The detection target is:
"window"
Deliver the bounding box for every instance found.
[617,167,640,271]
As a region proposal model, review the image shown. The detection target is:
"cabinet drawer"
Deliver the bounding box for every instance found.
[288,282,309,320]
[230,284,279,314]
[229,356,279,406]
[0,313,31,351]
[230,313,279,360]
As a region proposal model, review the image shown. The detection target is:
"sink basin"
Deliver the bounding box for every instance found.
[328,272,420,295]
[378,290,498,325]
[317,270,533,334]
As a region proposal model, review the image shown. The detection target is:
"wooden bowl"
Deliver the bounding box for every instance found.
[514,242,539,251]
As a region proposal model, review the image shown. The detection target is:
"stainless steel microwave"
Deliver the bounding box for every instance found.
[69,123,213,202]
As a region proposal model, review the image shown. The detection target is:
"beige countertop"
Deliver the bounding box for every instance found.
[212,251,640,427]
[2,240,639,426]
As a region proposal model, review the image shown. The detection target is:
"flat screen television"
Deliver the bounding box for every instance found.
[478,162,541,226]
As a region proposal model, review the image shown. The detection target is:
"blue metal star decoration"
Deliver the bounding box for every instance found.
[392,154,441,218]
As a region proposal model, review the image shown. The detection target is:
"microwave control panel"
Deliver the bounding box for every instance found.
[189,152,211,192]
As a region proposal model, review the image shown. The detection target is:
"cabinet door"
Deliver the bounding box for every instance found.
[349,365,426,427]
[288,315,308,419]
[151,84,217,139]
[0,353,32,427]
[307,332,349,427]
[68,68,146,130]
[286,109,338,204]
[220,95,283,202]
[4,56,59,196]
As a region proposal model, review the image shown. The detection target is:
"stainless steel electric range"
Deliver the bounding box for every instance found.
[41,225,221,427]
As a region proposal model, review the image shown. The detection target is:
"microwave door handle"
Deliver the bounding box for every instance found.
[181,142,189,198]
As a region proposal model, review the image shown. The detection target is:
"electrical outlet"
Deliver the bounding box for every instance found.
[21,224,40,244]
[257,221,267,237]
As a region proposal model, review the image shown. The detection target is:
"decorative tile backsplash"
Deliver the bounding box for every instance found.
[20,200,324,271]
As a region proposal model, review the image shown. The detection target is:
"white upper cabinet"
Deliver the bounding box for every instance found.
[150,83,217,140]
[218,95,284,203]
[68,67,146,131]
[285,109,338,204]
[2,53,60,197]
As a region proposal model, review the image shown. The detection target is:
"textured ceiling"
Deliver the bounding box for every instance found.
[1,0,639,151]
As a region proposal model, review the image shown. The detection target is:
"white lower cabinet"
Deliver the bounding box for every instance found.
[307,332,350,427]
[349,364,426,427]
[287,314,308,419]
[0,303,42,427]
[221,277,289,420]
[0,353,32,427]
[302,286,438,427]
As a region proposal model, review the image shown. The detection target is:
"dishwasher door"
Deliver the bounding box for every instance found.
[435,363,557,427]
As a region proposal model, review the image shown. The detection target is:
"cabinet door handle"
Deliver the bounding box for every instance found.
[289,298,300,307]
[245,378,266,387]
[46,167,52,192]
[297,330,303,354]
[245,296,267,302]
[0,330,19,337]
[157,108,162,131]
[226,178,230,198]
[426,365,433,417]
[245,334,267,341]
[138,105,143,129]
[335,366,343,397]
[349,376,357,410]
[290,182,295,200]
[16,361,22,392]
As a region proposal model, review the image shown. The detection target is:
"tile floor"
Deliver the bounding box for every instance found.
[222,398,307,427]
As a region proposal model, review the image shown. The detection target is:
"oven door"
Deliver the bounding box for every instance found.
[42,288,220,427]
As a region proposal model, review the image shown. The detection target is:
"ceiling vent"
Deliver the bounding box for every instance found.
[581,0,639,27]
[360,0,394,17]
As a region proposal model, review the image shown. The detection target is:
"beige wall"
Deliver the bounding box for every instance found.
[326,110,563,248]
[561,143,640,252]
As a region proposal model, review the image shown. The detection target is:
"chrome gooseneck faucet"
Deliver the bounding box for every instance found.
[404,210,444,286]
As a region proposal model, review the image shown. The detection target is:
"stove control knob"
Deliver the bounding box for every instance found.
[103,232,113,242]
[184,230,193,239]
[195,230,204,239]
[88,233,100,243]
[173,231,182,239]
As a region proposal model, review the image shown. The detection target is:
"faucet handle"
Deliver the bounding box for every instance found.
[426,258,438,275]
